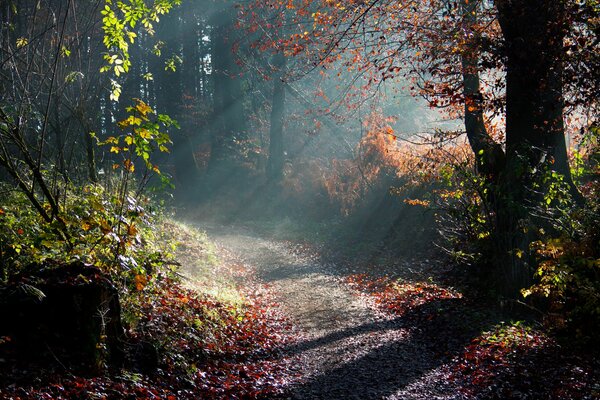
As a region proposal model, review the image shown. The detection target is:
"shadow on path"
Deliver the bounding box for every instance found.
[282,299,497,400]
[196,222,498,399]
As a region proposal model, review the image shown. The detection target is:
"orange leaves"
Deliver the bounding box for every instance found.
[124,159,135,172]
[134,274,148,291]
[404,198,431,207]
[128,279,293,398]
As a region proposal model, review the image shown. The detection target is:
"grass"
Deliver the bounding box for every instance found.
[160,219,246,305]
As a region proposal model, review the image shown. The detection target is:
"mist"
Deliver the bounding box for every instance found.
[99,0,464,262]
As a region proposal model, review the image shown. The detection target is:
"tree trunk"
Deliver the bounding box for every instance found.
[267,53,286,182]
[208,3,247,171]
[497,0,572,183]
[493,0,576,297]
[457,0,578,297]
[460,0,505,180]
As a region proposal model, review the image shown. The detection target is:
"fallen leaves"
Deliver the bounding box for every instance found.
[344,273,462,317]
[342,273,599,399]
[0,278,294,399]
[450,323,599,399]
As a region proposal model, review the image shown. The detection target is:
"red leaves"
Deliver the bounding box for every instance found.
[449,324,598,399]
[0,279,293,399]
[128,279,293,398]
[344,273,461,317]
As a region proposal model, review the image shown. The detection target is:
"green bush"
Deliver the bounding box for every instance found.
[0,182,176,289]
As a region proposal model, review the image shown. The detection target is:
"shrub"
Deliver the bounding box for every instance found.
[0,181,176,289]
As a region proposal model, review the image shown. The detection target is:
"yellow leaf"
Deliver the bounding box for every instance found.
[16,37,28,48]
[138,129,152,139]
[515,249,524,259]
[124,136,134,145]
[110,146,120,154]
[134,100,153,116]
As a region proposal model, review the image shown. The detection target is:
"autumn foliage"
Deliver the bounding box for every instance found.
[0,276,293,399]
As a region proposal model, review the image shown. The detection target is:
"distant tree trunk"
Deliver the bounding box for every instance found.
[182,8,200,100]
[208,3,247,171]
[84,130,98,183]
[154,7,197,188]
[53,106,67,180]
[267,53,286,182]
[173,8,200,188]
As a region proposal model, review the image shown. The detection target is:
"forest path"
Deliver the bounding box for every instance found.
[195,222,465,400]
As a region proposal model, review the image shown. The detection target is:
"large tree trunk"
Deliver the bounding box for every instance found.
[497,0,571,180]
[459,0,577,297]
[492,0,575,297]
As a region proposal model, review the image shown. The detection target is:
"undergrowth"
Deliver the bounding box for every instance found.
[0,186,293,399]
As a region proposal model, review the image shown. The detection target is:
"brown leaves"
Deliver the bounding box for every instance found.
[450,323,598,399]
[0,278,293,399]
[129,279,293,398]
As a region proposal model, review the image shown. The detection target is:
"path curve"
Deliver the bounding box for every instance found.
[200,223,466,400]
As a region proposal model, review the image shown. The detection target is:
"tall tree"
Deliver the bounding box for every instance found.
[245,0,599,296]
[209,2,248,171]
[266,52,286,181]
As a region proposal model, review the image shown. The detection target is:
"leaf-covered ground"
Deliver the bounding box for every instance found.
[2,222,598,399]
[343,274,600,399]
[0,222,295,400]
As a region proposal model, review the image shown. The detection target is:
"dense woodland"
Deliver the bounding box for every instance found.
[0,0,598,398]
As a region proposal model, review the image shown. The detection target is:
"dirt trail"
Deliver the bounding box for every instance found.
[197,223,466,400]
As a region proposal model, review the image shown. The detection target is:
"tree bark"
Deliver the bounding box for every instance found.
[460,0,505,180]
[457,0,579,297]
[491,0,578,296]
[496,0,573,185]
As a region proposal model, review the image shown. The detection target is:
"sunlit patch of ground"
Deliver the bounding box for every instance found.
[341,273,599,400]
[344,274,462,317]
[162,220,245,305]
